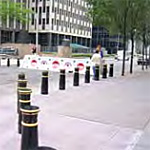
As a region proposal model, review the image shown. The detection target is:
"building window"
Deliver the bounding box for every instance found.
[46,6,49,24]
[43,0,46,12]
[31,7,34,25]
[42,19,45,30]
[39,7,42,25]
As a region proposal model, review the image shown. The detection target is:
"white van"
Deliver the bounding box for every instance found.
[115,50,130,61]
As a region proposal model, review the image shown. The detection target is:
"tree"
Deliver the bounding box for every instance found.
[0,0,32,24]
[86,0,132,76]
[134,0,150,70]
[127,0,142,74]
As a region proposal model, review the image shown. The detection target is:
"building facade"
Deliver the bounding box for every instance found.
[92,26,123,54]
[29,0,92,48]
[0,0,29,44]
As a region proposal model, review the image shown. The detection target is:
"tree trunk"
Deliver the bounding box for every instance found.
[145,47,148,69]
[149,47,150,68]
[130,31,134,74]
[122,10,127,76]
[142,29,146,71]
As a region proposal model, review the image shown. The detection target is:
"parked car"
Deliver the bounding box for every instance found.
[115,50,130,61]
[0,47,19,59]
[137,55,150,65]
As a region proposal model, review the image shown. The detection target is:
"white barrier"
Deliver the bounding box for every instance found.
[0,58,21,66]
[21,55,93,74]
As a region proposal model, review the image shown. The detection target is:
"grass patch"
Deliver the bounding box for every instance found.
[72,53,92,58]
[41,52,115,58]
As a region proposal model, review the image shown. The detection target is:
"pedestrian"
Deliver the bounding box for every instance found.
[96,44,105,74]
[91,50,101,77]
[32,47,36,54]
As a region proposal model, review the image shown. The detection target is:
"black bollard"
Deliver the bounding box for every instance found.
[85,66,90,83]
[102,64,107,79]
[73,67,79,86]
[94,65,99,81]
[59,69,66,90]
[17,73,27,113]
[18,88,31,134]
[17,58,20,67]
[109,64,114,77]
[7,58,10,67]
[41,71,49,95]
[21,105,40,150]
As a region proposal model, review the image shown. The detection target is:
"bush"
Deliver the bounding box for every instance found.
[40,52,115,58]
[72,53,92,58]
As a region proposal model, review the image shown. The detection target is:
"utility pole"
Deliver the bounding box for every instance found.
[35,0,39,52]
[122,10,127,76]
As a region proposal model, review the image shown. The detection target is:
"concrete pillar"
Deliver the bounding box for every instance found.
[70,36,72,43]
[12,31,15,43]
[89,38,92,52]
[76,36,78,44]
[48,33,52,47]
[85,38,88,47]
[81,37,83,45]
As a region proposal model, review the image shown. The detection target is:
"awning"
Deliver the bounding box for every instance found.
[70,43,90,50]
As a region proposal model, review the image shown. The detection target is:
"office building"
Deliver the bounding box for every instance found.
[29,0,92,47]
[92,26,123,54]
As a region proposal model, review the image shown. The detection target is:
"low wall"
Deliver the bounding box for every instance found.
[0,43,40,58]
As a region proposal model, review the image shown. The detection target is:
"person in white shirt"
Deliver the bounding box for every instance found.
[91,50,102,77]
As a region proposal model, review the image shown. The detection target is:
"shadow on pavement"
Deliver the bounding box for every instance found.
[38,146,57,150]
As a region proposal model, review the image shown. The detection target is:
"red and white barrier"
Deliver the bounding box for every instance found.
[21,55,93,74]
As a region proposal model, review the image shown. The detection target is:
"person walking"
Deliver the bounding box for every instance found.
[96,44,104,74]
[91,50,101,77]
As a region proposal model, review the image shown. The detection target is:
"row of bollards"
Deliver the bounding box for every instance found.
[17,64,114,150]
[94,64,114,81]
[40,64,114,93]
[17,73,55,150]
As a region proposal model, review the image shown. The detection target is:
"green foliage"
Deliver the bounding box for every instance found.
[0,0,32,24]
[86,0,150,37]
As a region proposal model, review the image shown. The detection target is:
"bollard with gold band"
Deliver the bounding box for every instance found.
[102,64,108,79]
[41,71,49,95]
[94,65,99,81]
[18,88,32,134]
[109,64,114,77]
[59,69,66,90]
[73,67,79,86]
[21,105,40,150]
[17,73,27,113]
[7,58,10,67]
[17,58,20,67]
[85,66,90,83]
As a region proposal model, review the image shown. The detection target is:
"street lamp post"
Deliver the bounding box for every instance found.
[117,33,120,52]
[35,2,39,52]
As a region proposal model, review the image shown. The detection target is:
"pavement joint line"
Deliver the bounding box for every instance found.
[142,116,150,130]
[124,131,143,150]
[58,113,142,133]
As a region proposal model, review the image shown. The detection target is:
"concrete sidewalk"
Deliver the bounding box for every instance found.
[32,71,150,150]
[0,68,150,150]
